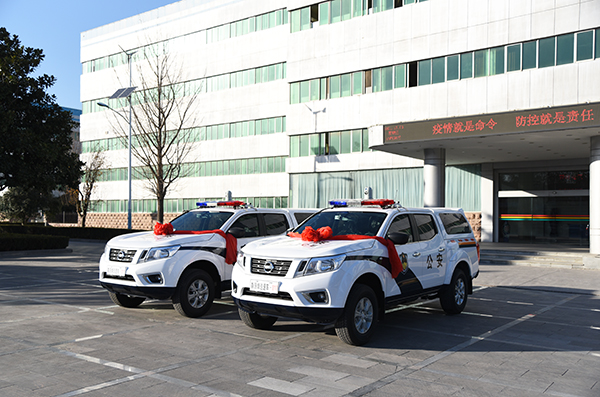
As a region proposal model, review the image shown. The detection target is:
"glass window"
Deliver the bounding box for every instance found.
[353,0,364,17]
[300,81,310,103]
[330,75,341,98]
[387,214,414,242]
[362,129,369,151]
[300,135,310,156]
[342,0,352,20]
[319,2,330,25]
[290,82,300,104]
[290,136,299,157]
[414,214,437,241]
[301,7,310,31]
[353,71,363,94]
[489,46,504,75]
[460,52,473,78]
[291,10,301,33]
[596,28,600,58]
[576,31,593,61]
[341,73,352,97]
[507,44,521,71]
[321,77,328,100]
[352,129,362,152]
[264,213,290,236]
[418,59,431,85]
[341,130,351,154]
[230,214,259,237]
[446,56,459,80]
[331,0,342,23]
[382,66,393,90]
[310,134,320,155]
[431,57,445,84]
[372,68,381,92]
[310,79,320,101]
[538,37,555,68]
[522,40,537,69]
[329,132,340,155]
[556,33,574,65]
[474,49,488,78]
[394,64,406,87]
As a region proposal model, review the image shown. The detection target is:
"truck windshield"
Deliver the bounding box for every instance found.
[294,211,387,237]
[170,211,234,232]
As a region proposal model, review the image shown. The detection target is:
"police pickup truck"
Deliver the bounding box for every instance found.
[232,199,479,345]
[99,201,314,318]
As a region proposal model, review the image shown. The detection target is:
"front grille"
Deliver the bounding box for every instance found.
[109,249,137,263]
[251,258,292,277]
[242,288,293,301]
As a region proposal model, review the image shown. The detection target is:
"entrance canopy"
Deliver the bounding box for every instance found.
[371,102,600,165]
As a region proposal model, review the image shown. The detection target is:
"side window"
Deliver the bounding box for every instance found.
[439,213,472,234]
[264,213,290,236]
[387,214,414,243]
[230,214,259,237]
[413,214,438,241]
[293,212,313,224]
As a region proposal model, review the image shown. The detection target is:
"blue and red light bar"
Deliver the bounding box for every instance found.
[197,200,246,208]
[329,199,396,208]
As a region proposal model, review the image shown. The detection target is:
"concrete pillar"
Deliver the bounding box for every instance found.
[590,136,600,254]
[424,148,445,207]
[480,163,494,242]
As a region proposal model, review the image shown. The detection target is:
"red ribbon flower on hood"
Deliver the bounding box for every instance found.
[153,222,237,265]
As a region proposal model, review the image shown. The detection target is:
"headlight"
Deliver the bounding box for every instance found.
[236,253,247,269]
[298,254,346,276]
[142,245,180,262]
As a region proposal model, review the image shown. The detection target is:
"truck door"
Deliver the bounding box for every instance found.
[412,214,446,289]
[386,214,424,296]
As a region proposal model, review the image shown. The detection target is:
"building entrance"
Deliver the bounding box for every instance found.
[498,170,589,247]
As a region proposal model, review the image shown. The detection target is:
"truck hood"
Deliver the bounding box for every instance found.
[242,236,377,259]
[106,231,217,249]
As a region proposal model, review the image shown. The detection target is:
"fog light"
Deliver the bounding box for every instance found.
[302,290,329,304]
[144,274,163,284]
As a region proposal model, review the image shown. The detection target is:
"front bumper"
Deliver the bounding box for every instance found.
[234,297,343,324]
[100,281,176,300]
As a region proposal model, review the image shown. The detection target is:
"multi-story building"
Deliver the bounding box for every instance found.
[80,0,600,253]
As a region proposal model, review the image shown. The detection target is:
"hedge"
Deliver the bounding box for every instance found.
[0,233,69,251]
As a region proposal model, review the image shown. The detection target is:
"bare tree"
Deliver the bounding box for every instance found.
[73,148,106,228]
[109,45,200,224]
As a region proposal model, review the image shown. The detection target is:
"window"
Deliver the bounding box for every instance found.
[352,129,362,152]
[331,0,342,23]
[291,9,301,33]
[310,79,320,101]
[439,213,471,234]
[264,214,290,235]
[474,49,488,78]
[321,77,328,99]
[538,37,555,68]
[340,130,351,154]
[353,71,363,94]
[507,44,521,71]
[300,81,310,103]
[319,2,330,24]
[556,33,574,65]
[300,7,311,30]
[342,0,352,20]
[330,75,341,98]
[394,64,406,87]
[522,40,537,69]
[460,53,473,78]
[299,135,309,157]
[353,0,364,17]
[373,68,381,92]
[418,59,431,85]
[446,55,459,81]
[341,73,352,97]
[231,214,259,237]
[329,131,340,154]
[381,66,393,90]
[310,134,320,155]
[387,214,414,243]
[489,46,504,75]
[577,31,593,61]
[431,57,445,84]
[290,82,300,104]
[414,214,437,241]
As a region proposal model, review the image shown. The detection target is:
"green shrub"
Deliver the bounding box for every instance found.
[0,233,69,251]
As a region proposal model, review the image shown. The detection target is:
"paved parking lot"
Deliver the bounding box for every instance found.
[1,240,599,397]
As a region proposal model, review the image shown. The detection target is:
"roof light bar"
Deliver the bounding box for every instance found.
[196,200,247,208]
[329,199,396,208]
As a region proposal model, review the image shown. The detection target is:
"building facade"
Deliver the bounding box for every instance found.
[80,0,600,252]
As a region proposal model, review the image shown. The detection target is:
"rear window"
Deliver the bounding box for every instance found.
[293,212,314,224]
[439,213,472,234]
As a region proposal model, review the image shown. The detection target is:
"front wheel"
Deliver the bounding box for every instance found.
[238,309,277,329]
[172,269,215,318]
[108,291,145,308]
[439,268,468,314]
[335,284,378,346]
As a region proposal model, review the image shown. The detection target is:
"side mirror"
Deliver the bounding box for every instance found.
[388,232,409,245]
[228,227,246,239]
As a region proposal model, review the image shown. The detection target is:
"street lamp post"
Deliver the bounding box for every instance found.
[98,50,136,229]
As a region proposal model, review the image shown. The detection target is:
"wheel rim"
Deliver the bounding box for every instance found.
[187,279,209,308]
[353,297,374,334]
[454,277,466,306]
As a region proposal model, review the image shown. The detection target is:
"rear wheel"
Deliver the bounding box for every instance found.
[238,309,278,329]
[439,268,468,314]
[335,284,378,346]
[172,269,214,318]
[108,291,145,308]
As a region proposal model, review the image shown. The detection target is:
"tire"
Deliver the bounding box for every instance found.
[439,268,468,314]
[238,308,277,329]
[108,291,145,308]
[335,284,378,346]
[172,269,214,318]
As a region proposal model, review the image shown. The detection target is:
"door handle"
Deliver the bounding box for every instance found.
[412,252,421,257]
[438,247,445,252]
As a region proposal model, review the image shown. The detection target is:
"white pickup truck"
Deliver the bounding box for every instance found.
[232,199,480,345]
[99,201,314,317]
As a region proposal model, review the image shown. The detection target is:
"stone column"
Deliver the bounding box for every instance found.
[590,136,600,254]
[480,163,494,242]
[424,148,445,207]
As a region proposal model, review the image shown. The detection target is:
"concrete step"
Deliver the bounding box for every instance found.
[479,249,584,268]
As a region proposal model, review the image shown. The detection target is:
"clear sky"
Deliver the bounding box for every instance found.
[1,0,177,110]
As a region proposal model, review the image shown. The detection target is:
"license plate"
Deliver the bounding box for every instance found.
[250,279,280,294]
[106,266,126,277]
